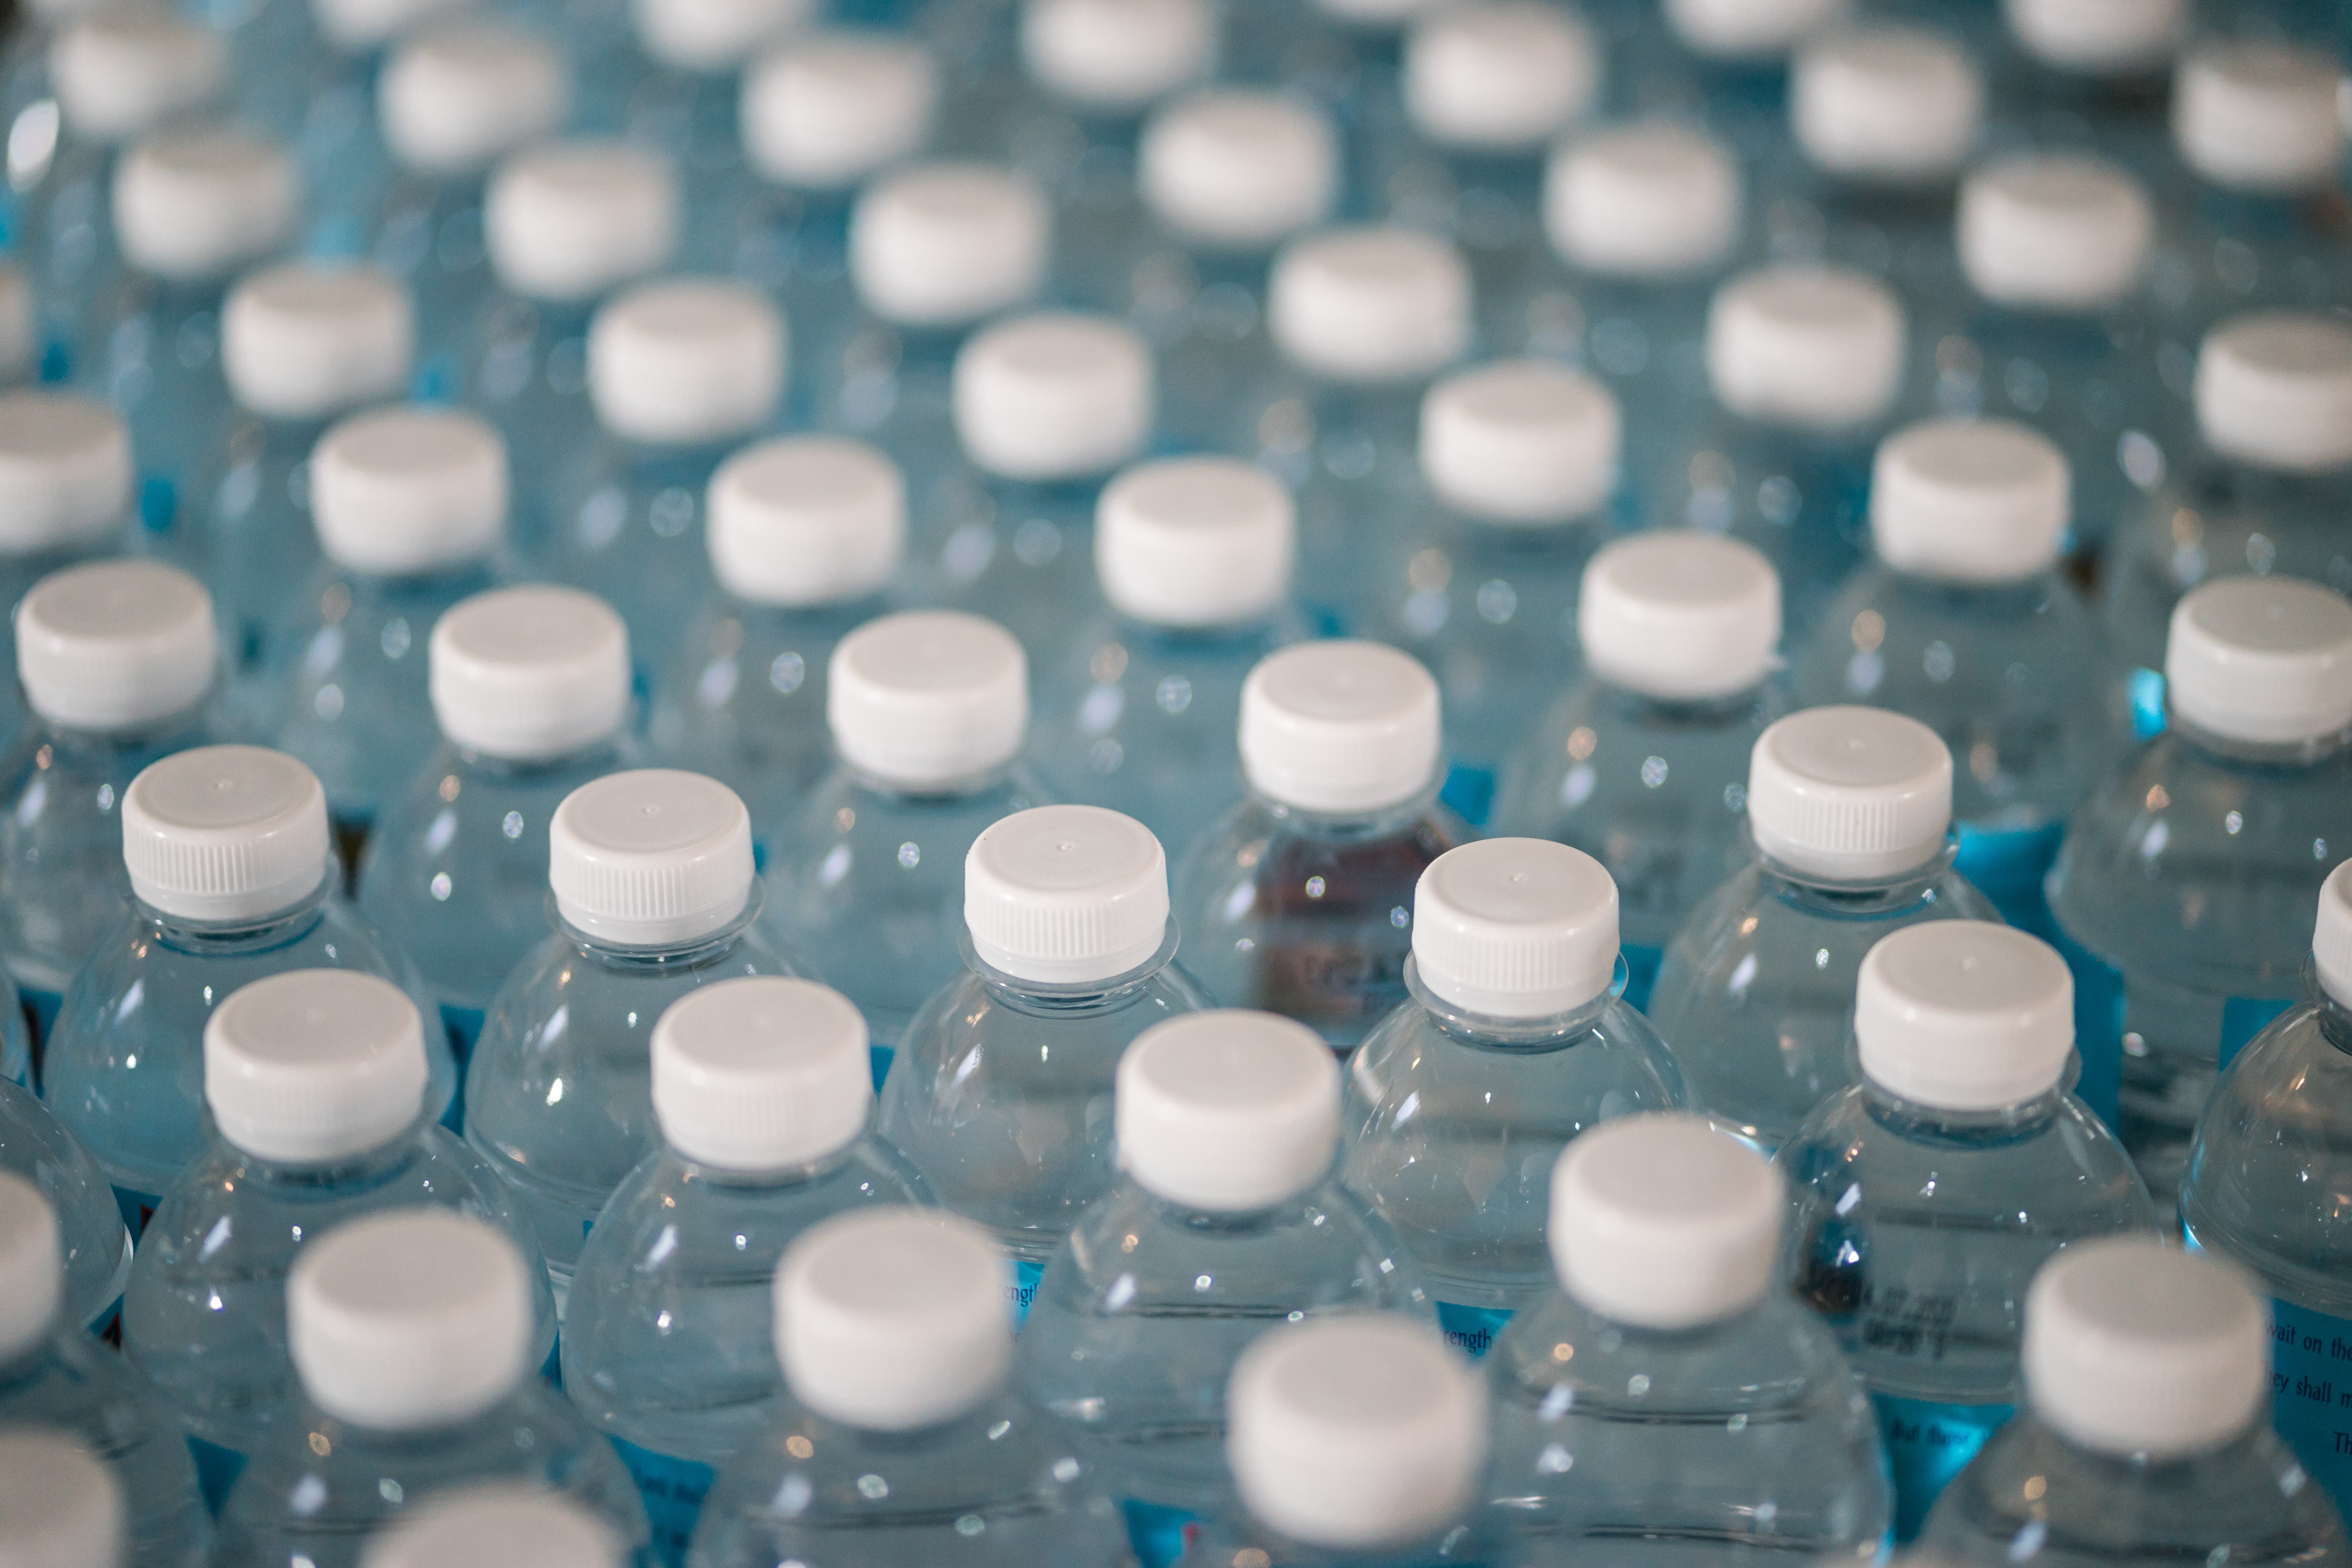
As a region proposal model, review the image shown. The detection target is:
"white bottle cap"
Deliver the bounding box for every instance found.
[311,407,506,576]
[2174,43,2345,194]
[16,559,216,732]
[632,0,812,72]
[0,394,130,554]
[1746,707,1953,883]
[1957,154,2152,312]
[222,265,414,423]
[1421,361,1619,526]
[1707,266,1906,431]
[1227,1315,1486,1552]
[708,436,903,607]
[1855,922,2074,1111]
[0,264,29,385]
[952,312,1153,482]
[1793,26,1982,184]
[1022,0,1212,111]
[2005,0,2184,74]
[966,805,1167,985]
[588,279,784,447]
[204,970,430,1165]
[2316,860,2352,1011]
[1870,417,2069,584]
[0,1430,123,1568]
[1269,227,1471,386]
[2165,577,2352,746]
[1139,90,1337,250]
[775,1207,1009,1430]
[1544,121,1741,280]
[0,1172,62,1362]
[1118,1010,1338,1211]
[742,31,935,189]
[486,141,681,303]
[850,163,1050,329]
[121,746,330,922]
[361,1486,624,1568]
[1096,457,1295,628]
[1405,1,1597,151]
[379,23,568,176]
[1240,640,1441,815]
[1666,0,1840,61]
[1577,532,1780,702]
[548,770,755,947]
[1548,1112,1781,1329]
[311,0,470,53]
[652,977,871,1172]
[287,1209,532,1432]
[50,8,225,145]
[1412,839,1619,1019]
[430,586,630,761]
[2194,313,2352,475]
[826,611,1028,789]
[113,128,296,283]
[2023,1237,2269,1460]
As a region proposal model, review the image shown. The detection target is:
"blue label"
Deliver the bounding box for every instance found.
[187,1433,247,1517]
[1952,821,2065,937]
[1871,1392,2012,1542]
[1439,762,1496,829]
[1435,1301,1514,1361]
[1619,944,1663,1014]
[1121,1499,1199,1568]
[1009,1258,1044,1327]
[2218,995,2296,1072]
[2267,1297,2352,1513]
[112,1185,161,1240]
[607,1434,715,1568]
[2127,667,2167,741]
[2043,923,2124,1132]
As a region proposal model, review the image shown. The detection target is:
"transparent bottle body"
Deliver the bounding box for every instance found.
[917,467,1111,671]
[1247,376,1434,635]
[536,434,739,668]
[367,170,495,395]
[0,1076,131,1330]
[76,271,238,533]
[813,323,966,514]
[0,1329,208,1568]
[14,130,132,376]
[463,292,598,550]
[1524,267,1720,494]
[1149,250,1287,458]
[726,185,858,431]
[187,411,333,722]
[1176,1517,1492,1568]
[2149,183,2352,352]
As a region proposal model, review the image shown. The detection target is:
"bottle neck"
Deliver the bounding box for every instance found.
[1402,954,1620,1051]
[1754,840,1960,914]
[553,882,764,971]
[229,1118,426,1187]
[841,758,1020,804]
[1595,679,1769,730]
[452,735,628,782]
[2168,713,2352,770]
[961,921,1180,1020]
[1859,1079,2065,1143]
[141,875,335,953]
[1245,782,1442,841]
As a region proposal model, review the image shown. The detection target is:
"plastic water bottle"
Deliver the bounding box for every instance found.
[691,1207,1132,1567]
[1174,1314,1494,1568]
[214,1207,648,1568]
[1777,920,2157,1538]
[269,407,508,835]
[1492,531,1783,1006]
[564,976,930,1562]
[880,804,1205,1307]
[0,562,217,1036]
[356,584,635,1055]
[0,1077,126,1332]
[0,1428,127,1568]
[42,744,453,1230]
[1487,1113,1894,1557]
[1920,1237,2350,1563]
[1651,705,1994,1151]
[0,1172,207,1568]
[0,394,134,756]
[1030,457,1305,859]
[768,610,1048,1050]
[361,1485,627,1568]
[1344,837,1689,1352]
[1363,360,1621,825]
[1789,417,2123,929]
[1175,639,1464,1052]
[2047,577,2352,1210]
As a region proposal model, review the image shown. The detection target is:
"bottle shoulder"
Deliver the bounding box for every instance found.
[1347,1001,1689,1114]
[1493,1292,1867,1417]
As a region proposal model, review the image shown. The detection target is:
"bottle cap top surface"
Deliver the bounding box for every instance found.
[1548,1113,1782,1328]
[380,22,567,174]
[0,394,130,555]
[311,407,507,575]
[1116,1010,1339,1211]
[113,127,296,282]
[223,264,414,422]
[1239,639,1441,814]
[850,162,1050,328]
[1855,922,2075,1110]
[1095,457,1295,627]
[588,279,784,446]
[1958,153,2152,311]
[652,977,871,1171]
[1140,91,1337,250]
[122,745,331,922]
[952,312,1153,482]
[1870,417,2069,583]
[205,969,431,1164]
[1746,706,1953,882]
[2195,312,2352,474]
[1707,265,1906,431]
[548,769,757,947]
[430,585,631,760]
[826,611,1028,788]
[1269,227,1471,385]
[742,31,935,188]
[965,805,1169,985]
[708,436,904,606]
[1404,1,1599,151]
[1577,532,1780,701]
[1021,0,1212,110]
[16,559,216,731]
[1544,120,1741,279]
[1413,838,1620,1018]
[486,141,681,303]
[2165,576,2352,745]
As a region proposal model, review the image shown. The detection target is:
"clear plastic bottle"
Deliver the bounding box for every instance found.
[1492,531,1784,1006]
[42,744,453,1229]
[214,1208,648,1568]
[1650,704,1996,1151]
[361,1485,628,1568]
[464,768,803,1298]
[881,804,1206,1304]
[769,610,1050,1051]
[1778,921,2157,1539]
[0,393,135,755]
[1344,838,1690,1350]
[0,1172,206,1568]
[1174,639,1465,1052]
[564,977,931,1562]
[0,1428,127,1568]
[0,1077,126,1332]
[2047,577,2352,1210]
[122,969,558,1509]
[1487,1113,1894,1560]
[1920,1237,2350,1566]
[690,1207,1132,1568]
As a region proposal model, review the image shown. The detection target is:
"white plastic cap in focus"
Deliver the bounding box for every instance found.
[2317,860,2352,1011]
[1746,707,1953,882]
[1421,361,1618,526]
[1855,922,2074,1111]
[965,805,1167,985]
[311,407,506,576]
[2195,313,2352,475]
[1793,27,1982,184]
[2174,43,2345,194]
[113,128,296,283]
[953,312,1153,482]
[2165,577,2352,746]
[486,142,681,303]
[122,746,330,922]
[1405,2,1598,152]
[16,559,215,732]
[826,611,1028,789]
[2024,1237,2269,1460]
[1227,1316,1486,1552]
[204,970,430,1164]
[1270,228,1470,385]
[588,279,784,446]
[1240,641,1441,815]
[1096,457,1295,628]
[1544,121,1740,280]
[431,586,630,761]
[850,163,1049,329]
[1708,266,1905,431]
[288,1209,532,1432]
[311,0,468,53]
[1577,532,1780,702]
[1548,1112,1781,1329]
[222,265,414,423]
[708,436,904,607]
[0,1430,123,1568]
[1022,0,1212,111]
[1870,417,2069,583]
[0,394,130,554]
[380,23,567,176]
[548,770,756,948]
[51,9,225,144]
[632,0,812,72]
[361,1486,624,1568]
[743,31,935,189]
[0,1172,62,1362]
[1117,1011,1338,1212]
[1413,839,1619,1019]
[2005,0,2184,75]
[1140,91,1337,250]
[1666,0,1840,61]
[652,977,871,1172]
[1958,154,2152,312]
[775,1208,1009,1430]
